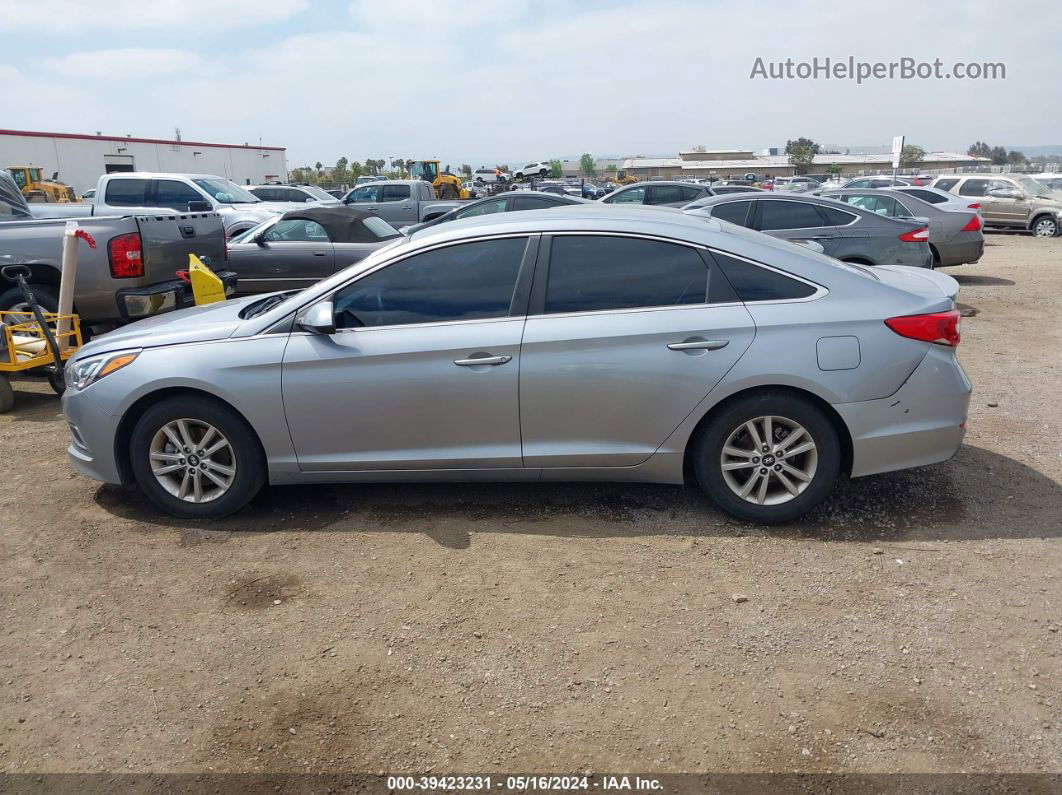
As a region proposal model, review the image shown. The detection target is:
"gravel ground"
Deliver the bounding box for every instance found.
[0,233,1058,777]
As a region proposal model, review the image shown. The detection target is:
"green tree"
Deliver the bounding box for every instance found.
[549,159,563,178]
[348,159,363,179]
[289,167,308,183]
[899,144,925,169]
[990,146,1008,165]
[1006,150,1027,165]
[785,138,820,174]
[605,164,617,173]
[364,159,377,175]
[967,141,991,159]
[460,164,473,178]
[333,157,349,186]
[825,163,842,175]
[579,153,595,178]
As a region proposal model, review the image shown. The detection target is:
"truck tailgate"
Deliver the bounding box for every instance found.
[138,212,226,279]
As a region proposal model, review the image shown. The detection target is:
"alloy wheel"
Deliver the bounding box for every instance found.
[1033,218,1057,237]
[719,415,818,505]
[149,419,236,503]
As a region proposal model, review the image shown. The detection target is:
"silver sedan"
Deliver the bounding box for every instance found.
[62,206,971,524]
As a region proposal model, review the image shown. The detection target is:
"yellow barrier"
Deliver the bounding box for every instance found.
[189,254,226,306]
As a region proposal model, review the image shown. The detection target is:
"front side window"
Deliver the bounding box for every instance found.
[380,185,411,203]
[757,200,825,230]
[457,198,507,218]
[346,185,379,203]
[544,236,708,314]
[933,178,959,192]
[105,179,148,206]
[646,185,686,204]
[958,179,989,197]
[265,219,328,242]
[606,186,646,204]
[332,237,527,328]
[154,179,204,208]
[191,178,259,204]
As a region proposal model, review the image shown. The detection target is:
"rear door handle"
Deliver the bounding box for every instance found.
[667,339,729,351]
[454,354,512,367]
[312,251,327,257]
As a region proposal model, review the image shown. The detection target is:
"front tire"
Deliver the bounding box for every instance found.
[693,392,841,524]
[1031,215,1058,237]
[129,396,265,519]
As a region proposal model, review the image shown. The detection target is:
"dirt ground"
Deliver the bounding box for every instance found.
[1,233,1059,778]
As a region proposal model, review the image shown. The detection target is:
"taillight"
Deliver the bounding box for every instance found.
[899,226,929,243]
[967,203,981,210]
[108,232,144,278]
[961,214,982,232]
[885,310,961,347]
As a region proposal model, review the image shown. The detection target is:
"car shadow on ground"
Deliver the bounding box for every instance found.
[951,274,1016,287]
[93,444,1061,549]
[4,381,63,423]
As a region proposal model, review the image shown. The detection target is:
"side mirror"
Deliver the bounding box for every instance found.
[986,188,1021,200]
[254,231,268,247]
[298,301,336,335]
[187,200,212,212]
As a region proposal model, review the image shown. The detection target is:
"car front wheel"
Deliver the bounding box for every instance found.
[1032,216,1059,237]
[129,396,265,519]
[694,392,841,523]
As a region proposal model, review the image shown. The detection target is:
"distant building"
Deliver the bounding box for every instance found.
[0,128,287,195]
[618,149,989,180]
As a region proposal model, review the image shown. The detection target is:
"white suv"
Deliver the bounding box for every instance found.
[514,161,550,180]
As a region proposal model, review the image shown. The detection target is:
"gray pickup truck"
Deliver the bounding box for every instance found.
[30,172,293,238]
[1,171,232,328]
[338,180,463,225]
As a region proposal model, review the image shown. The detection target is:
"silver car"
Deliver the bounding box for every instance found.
[820,188,984,267]
[62,206,971,524]
[600,181,715,207]
[683,193,934,268]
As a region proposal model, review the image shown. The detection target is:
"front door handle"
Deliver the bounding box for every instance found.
[454,354,512,367]
[667,339,729,351]
[312,251,327,256]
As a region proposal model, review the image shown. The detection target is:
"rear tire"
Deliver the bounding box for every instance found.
[129,396,265,519]
[0,284,58,320]
[693,392,841,524]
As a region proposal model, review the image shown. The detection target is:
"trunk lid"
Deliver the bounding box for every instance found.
[873,264,959,309]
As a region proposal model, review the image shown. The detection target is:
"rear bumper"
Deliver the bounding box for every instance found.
[937,237,984,267]
[115,270,237,321]
[834,346,972,478]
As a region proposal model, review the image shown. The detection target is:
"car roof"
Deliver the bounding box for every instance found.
[616,180,707,188]
[687,192,845,207]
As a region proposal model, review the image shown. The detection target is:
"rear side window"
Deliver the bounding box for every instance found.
[711,200,753,227]
[933,178,959,192]
[512,195,563,210]
[606,186,646,204]
[900,188,947,204]
[819,205,858,225]
[380,185,411,202]
[545,236,708,314]
[105,179,148,206]
[332,237,527,328]
[757,200,825,230]
[958,179,989,197]
[710,252,817,302]
[457,198,507,218]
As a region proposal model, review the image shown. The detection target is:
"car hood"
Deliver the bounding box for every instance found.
[73,295,263,358]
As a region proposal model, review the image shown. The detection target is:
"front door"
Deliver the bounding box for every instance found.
[282,236,534,471]
[228,217,336,293]
[519,234,755,467]
[982,179,1030,226]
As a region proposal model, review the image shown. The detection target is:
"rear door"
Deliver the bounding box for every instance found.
[752,199,840,254]
[982,178,1030,226]
[519,234,755,468]
[373,184,415,224]
[152,178,209,212]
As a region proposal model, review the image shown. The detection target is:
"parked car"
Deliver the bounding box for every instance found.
[473,168,509,184]
[226,207,402,294]
[402,192,588,234]
[513,162,551,180]
[682,193,933,268]
[601,180,715,207]
[711,185,765,195]
[840,176,914,189]
[354,176,387,186]
[28,173,289,238]
[821,188,984,267]
[929,173,1062,237]
[338,180,462,226]
[81,189,96,200]
[773,176,821,194]
[890,185,983,212]
[62,205,970,525]
[248,184,339,205]
[0,171,232,326]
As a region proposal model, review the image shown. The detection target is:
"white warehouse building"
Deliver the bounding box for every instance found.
[0,128,287,197]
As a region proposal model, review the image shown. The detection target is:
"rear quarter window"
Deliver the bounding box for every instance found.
[709,251,818,302]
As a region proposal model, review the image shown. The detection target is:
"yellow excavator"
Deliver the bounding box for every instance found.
[6,166,76,203]
[409,160,469,200]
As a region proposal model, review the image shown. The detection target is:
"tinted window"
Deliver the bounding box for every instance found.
[900,188,948,204]
[958,179,989,197]
[248,187,273,200]
[646,185,701,205]
[711,200,753,226]
[545,236,708,314]
[380,185,411,202]
[154,179,204,208]
[105,179,148,206]
[710,252,817,302]
[845,179,870,189]
[513,195,564,211]
[457,198,507,218]
[713,186,756,194]
[757,200,825,230]
[838,194,902,216]
[265,219,328,242]
[289,189,314,202]
[332,237,527,328]
[819,205,858,225]
[607,186,646,204]
[933,178,959,192]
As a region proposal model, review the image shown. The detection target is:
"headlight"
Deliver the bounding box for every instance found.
[67,349,140,390]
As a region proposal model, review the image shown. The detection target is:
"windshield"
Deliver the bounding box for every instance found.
[1016,177,1054,196]
[229,216,277,243]
[192,178,261,204]
[301,185,334,201]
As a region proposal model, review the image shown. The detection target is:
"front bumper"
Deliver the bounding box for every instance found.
[62,387,124,485]
[834,345,972,478]
[115,270,237,321]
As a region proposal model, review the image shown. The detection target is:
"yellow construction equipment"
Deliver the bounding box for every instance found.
[409,160,469,200]
[6,166,76,203]
[613,169,638,185]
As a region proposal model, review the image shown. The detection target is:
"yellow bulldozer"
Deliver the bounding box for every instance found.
[7,166,76,203]
[409,160,469,200]
[613,169,638,185]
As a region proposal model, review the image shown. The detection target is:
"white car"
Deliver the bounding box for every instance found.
[473,168,508,184]
[513,161,551,180]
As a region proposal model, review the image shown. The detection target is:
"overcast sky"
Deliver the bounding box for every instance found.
[2,0,1059,168]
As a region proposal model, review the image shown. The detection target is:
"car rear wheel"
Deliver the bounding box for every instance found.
[694,392,840,524]
[1032,216,1058,237]
[129,396,265,519]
